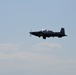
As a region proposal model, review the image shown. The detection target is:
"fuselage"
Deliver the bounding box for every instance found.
[29,28,67,39]
[30,31,66,38]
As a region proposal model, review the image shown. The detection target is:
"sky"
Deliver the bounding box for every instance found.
[0,0,76,75]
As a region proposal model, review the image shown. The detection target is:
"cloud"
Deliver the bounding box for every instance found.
[0,42,62,60]
[33,42,62,51]
[0,51,76,66]
[0,51,76,71]
[0,51,47,60]
[0,42,75,75]
[0,42,76,75]
[0,43,20,51]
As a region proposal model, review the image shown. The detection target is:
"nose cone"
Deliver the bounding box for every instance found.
[30,32,33,34]
[29,32,35,35]
[29,32,32,34]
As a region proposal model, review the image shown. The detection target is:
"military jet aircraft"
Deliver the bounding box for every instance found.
[29,28,67,39]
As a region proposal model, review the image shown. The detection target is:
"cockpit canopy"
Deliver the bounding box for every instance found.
[41,29,47,31]
[41,29,53,33]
